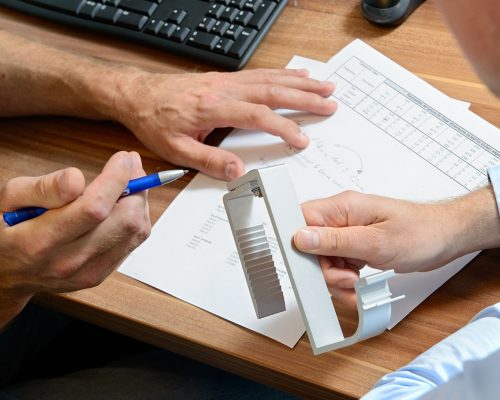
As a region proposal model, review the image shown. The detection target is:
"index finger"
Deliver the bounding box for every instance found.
[302,191,391,228]
[200,97,309,148]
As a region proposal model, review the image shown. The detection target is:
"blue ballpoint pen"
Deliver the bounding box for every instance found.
[2,169,188,226]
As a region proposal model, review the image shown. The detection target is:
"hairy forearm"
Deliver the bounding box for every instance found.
[447,186,500,257]
[0,30,136,119]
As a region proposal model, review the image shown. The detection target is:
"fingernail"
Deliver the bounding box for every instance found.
[298,130,310,147]
[130,151,141,166]
[123,153,133,169]
[297,68,309,76]
[57,170,68,194]
[225,162,238,180]
[338,278,355,289]
[296,229,320,250]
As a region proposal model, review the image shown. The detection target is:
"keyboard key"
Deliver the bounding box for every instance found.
[171,26,190,42]
[158,22,177,38]
[144,18,164,34]
[228,27,256,58]
[234,10,252,25]
[214,37,234,54]
[248,1,275,30]
[167,9,187,25]
[119,0,157,16]
[243,0,263,12]
[207,4,225,18]
[116,10,148,30]
[224,23,243,40]
[229,0,246,7]
[94,5,121,23]
[198,16,217,32]
[101,0,121,6]
[78,1,101,18]
[211,20,230,36]
[27,0,84,13]
[221,7,239,22]
[188,31,220,50]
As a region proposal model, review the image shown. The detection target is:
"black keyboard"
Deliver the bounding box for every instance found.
[0,0,288,70]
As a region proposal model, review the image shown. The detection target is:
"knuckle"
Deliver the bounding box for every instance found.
[121,210,145,235]
[118,207,151,245]
[50,257,85,280]
[324,230,344,252]
[249,104,271,124]
[141,222,152,242]
[195,91,221,113]
[266,84,283,99]
[338,190,359,215]
[259,69,277,83]
[0,179,17,203]
[341,190,358,202]
[82,197,111,223]
[201,151,220,176]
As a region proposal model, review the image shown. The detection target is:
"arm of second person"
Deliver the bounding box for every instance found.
[293,188,500,306]
[0,30,337,180]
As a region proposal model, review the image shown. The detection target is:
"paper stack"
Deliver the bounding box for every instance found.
[120,40,500,347]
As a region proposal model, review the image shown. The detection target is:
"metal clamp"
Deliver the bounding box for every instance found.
[223,164,404,354]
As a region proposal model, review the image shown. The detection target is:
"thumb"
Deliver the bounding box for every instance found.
[170,137,245,181]
[294,226,377,262]
[0,167,85,211]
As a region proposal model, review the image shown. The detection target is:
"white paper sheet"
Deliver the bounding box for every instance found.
[120,40,500,346]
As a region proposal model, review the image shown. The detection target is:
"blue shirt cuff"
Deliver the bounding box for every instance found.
[361,303,500,400]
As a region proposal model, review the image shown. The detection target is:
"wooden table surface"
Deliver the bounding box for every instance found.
[1,1,499,399]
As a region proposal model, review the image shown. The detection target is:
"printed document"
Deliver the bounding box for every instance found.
[120,40,500,347]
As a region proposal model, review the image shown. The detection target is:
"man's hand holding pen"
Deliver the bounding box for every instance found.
[0,152,150,329]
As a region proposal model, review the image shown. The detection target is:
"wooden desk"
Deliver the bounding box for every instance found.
[1,1,499,398]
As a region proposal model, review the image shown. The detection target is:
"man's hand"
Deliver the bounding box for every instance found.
[1,31,336,181]
[0,151,151,329]
[113,68,336,180]
[293,189,500,307]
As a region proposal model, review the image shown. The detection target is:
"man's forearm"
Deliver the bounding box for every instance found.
[0,30,135,119]
[448,185,500,257]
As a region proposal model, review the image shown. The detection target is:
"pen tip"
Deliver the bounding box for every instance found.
[183,170,189,174]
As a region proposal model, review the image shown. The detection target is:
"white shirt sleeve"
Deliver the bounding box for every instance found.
[361,303,500,400]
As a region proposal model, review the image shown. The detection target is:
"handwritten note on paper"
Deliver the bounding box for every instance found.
[119,40,500,346]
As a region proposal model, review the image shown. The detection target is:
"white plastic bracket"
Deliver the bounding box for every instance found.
[223,164,404,354]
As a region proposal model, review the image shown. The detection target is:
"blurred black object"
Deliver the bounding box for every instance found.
[361,0,426,26]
